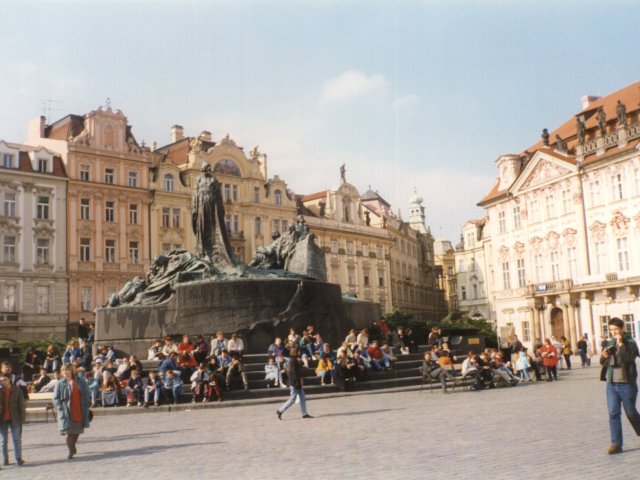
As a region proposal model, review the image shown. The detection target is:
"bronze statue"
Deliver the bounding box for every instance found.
[541,129,550,146]
[616,100,627,126]
[191,162,235,266]
[555,135,568,154]
[576,117,586,144]
[340,163,346,183]
[597,107,607,135]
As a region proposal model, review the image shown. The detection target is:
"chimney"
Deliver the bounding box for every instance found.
[171,125,184,143]
[198,130,212,141]
[581,95,601,109]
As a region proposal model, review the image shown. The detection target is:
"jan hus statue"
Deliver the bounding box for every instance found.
[192,161,235,267]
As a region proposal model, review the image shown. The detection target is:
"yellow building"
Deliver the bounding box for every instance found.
[150,127,297,262]
[25,106,152,327]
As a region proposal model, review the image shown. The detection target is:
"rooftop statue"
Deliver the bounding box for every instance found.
[597,107,607,135]
[616,100,628,126]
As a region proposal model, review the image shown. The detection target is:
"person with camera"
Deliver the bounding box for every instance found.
[539,338,558,381]
[600,317,640,454]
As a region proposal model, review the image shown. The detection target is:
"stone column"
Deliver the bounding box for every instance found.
[567,301,578,350]
[580,292,597,354]
[531,307,540,345]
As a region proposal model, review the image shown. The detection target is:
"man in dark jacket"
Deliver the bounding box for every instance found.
[600,317,640,454]
[0,373,26,466]
[275,348,312,420]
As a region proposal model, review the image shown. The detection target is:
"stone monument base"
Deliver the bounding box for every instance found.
[95,277,379,358]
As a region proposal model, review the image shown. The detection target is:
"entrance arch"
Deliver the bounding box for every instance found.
[550,307,564,339]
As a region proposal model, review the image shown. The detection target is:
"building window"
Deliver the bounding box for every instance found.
[159,207,169,227]
[233,215,239,233]
[378,276,384,287]
[522,321,531,342]
[2,285,16,312]
[80,165,90,181]
[3,236,16,263]
[2,154,14,168]
[232,185,238,202]
[377,246,384,258]
[610,173,623,201]
[617,237,630,271]
[589,180,601,206]
[253,187,260,203]
[81,287,92,312]
[128,171,138,188]
[330,240,338,253]
[105,168,115,184]
[37,196,49,220]
[517,258,526,288]
[105,201,115,222]
[36,238,50,265]
[272,219,280,234]
[501,261,511,290]
[512,205,521,229]
[472,283,479,299]
[80,198,90,220]
[80,238,91,262]
[162,243,171,254]
[545,194,555,220]
[38,158,48,172]
[274,189,282,206]
[129,204,138,224]
[255,217,261,236]
[36,286,49,314]
[347,268,355,286]
[364,274,370,286]
[225,215,231,233]
[530,198,539,223]
[550,251,560,281]
[129,241,139,264]
[164,174,174,192]
[224,184,231,201]
[346,241,354,255]
[174,243,182,250]
[600,315,610,339]
[460,285,467,301]
[561,189,571,215]
[594,241,607,274]
[623,314,636,338]
[498,211,506,234]
[172,208,180,228]
[3,193,16,217]
[105,239,116,263]
[567,246,577,278]
[363,244,369,256]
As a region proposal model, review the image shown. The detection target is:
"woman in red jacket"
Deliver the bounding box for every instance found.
[539,338,558,381]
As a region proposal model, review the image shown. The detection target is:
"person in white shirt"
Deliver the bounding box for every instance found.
[227,333,245,359]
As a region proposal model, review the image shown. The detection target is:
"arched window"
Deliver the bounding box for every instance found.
[274,189,282,206]
[255,217,261,236]
[164,173,174,192]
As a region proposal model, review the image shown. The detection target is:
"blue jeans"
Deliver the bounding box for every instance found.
[0,422,22,463]
[144,388,161,404]
[278,387,308,417]
[606,382,640,447]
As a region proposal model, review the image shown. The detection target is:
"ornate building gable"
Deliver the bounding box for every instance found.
[510,151,576,194]
[513,241,525,258]
[561,228,578,247]
[544,231,560,251]
[529,236,543,254]
[77,106,140,154]
[589,220,607,242]
[150,155,189,195]
[192,134,265,181]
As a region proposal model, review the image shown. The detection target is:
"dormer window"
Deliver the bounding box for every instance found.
[38,158,48,173]
[2,154,14,168]
[164,174,174,192]
[274,189,282,206]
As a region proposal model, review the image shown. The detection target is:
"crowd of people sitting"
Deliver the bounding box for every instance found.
[17,319,585,408]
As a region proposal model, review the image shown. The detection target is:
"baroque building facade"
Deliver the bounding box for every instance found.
[150,126,297,262]
[25,106,152,328]
[433,238,457,313]
[0,141,68,341]
[478,81,640,352]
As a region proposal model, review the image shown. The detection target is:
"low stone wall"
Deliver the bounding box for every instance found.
[95,278,380,358]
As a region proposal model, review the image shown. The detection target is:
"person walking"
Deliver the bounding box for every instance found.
[560,336,572,370]
[276,347,312,420]
[600,317,640,454]
[577,335,589,368]
[54,364,91,460]
[0,373,26,467]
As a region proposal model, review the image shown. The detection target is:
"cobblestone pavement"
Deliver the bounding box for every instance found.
[8,366,640,480]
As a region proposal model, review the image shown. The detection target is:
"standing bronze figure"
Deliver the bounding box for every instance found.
[191,162,235,267]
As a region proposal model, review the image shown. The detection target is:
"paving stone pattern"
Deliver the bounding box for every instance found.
[11,366,640,480]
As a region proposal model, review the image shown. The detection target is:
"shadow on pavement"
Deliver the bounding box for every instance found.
[319,408,406,418]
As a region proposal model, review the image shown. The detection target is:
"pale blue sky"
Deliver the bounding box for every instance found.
[2,0,639,241]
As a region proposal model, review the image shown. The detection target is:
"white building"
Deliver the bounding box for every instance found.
[478,81,640,353]
[455,218,492,321]
[0,141,68,341]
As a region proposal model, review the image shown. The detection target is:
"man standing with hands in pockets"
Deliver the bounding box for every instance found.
[601,317,640,454]
[276,347,313,420]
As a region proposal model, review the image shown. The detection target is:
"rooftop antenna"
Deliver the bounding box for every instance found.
[37,98,61,124]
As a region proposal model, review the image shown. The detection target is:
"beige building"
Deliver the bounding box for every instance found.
[301,173,444,320]
[434,238,457,313]
[478,81,640,352]
[25,106,152,328]
[150,127,298,262]
[0,141,68,341]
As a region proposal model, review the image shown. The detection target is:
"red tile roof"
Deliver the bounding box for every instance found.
[302,190,328,202]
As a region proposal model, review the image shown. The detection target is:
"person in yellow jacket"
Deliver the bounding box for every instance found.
[316,356,333,386]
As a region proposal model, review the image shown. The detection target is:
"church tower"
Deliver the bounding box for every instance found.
[408,189,427,234]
